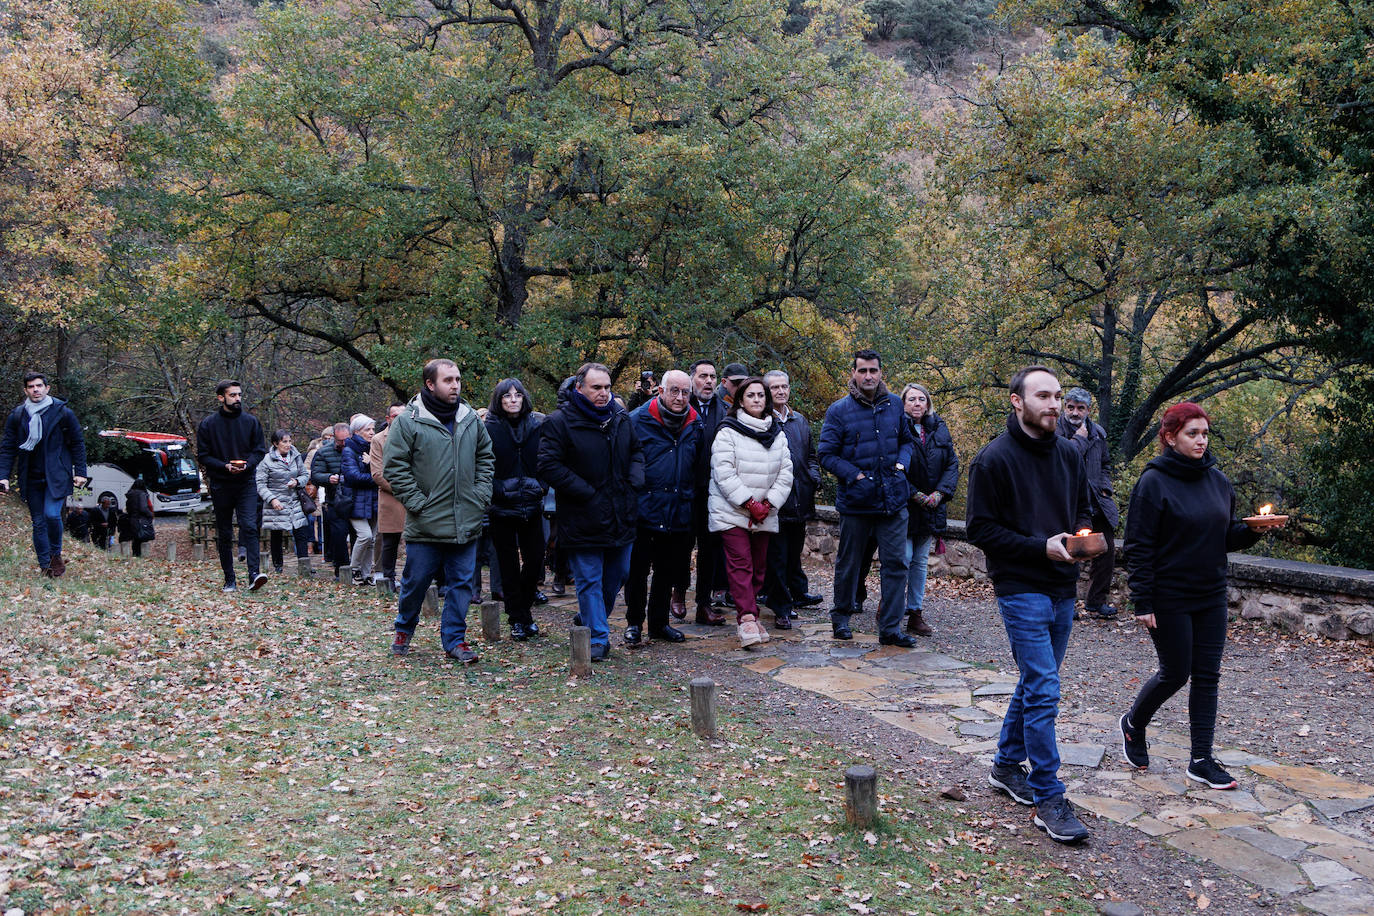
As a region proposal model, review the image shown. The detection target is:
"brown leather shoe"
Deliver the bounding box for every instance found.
[906,610,933,637]
[49,553,66,578]
[669,589,687,620]
[694,607,726,626]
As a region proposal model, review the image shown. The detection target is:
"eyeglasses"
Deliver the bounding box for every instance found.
[664,386,691,396]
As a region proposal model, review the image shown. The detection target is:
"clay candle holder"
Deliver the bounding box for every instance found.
[1065,529,1108,559]
[1243,503,1288,529]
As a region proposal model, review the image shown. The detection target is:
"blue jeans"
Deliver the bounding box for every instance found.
[25,484,65,567]
[210,481,260,586]
[994,593,1075,804]
[394,540,477,653]
[905,534,933,613]
[832,511,909,636]
[568,545,633,649]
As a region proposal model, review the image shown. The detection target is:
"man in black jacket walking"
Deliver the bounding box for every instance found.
[0,372,88,577]
[1058,388,1120,618]
[966,365,1094,844]
[311,422,351,573]
[537,363,645,662]
[196,380,268,592]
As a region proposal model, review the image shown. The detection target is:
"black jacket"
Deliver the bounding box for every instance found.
[0,398,87,500]
[905,412,959,539]
[777,408,820,522]
[1123,450,1261,617]
[966,413,1093,599]
[310,440,343,502]
[1056,415,1119,528]
[537,406,645,548]
[486,412,546,521]
[195,409,266,487]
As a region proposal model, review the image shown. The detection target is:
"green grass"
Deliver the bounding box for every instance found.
[0,502,1091,915]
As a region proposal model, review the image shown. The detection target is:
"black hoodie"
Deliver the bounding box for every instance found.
[1123,450,1261,617]
[966,412,1093,598]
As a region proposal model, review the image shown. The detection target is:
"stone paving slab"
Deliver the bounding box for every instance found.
[868,651,972,673]
[958,721,1002,739]
[742,657,786,674]
[1311,797,1374,818]
[1058,743,1106,768]
[971,682,1016,697]
[1249,764,1374,800]
[1303,859,1362,887]
[870,710,961,746]
[772,666,889,698]
[1300,884,1374,916]
[1165,828,1309,894]
[1265,819,1373,850]
[1220,825,1308,860]
[1202,811,1265,830]
[1073,795,1144,824]
[1133,815,1179,837]
[1312,846,1374,881]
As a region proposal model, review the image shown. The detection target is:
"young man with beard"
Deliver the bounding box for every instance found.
[386,359,494,663]
[966,365,1094,844]
[196,380,268,592]
[0,372,88,577]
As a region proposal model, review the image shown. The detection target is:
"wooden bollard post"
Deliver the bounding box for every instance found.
[118,541,131,557]
[298,560,313,578]
[422,584,439,618]
[690,677,718,738]
[166,542,177,563]
[570,626,592,676]
[337,565,351,584]
[481,601,501,642]
[844,765,878,827]
[375,577,390,596]
[192,543,204,561]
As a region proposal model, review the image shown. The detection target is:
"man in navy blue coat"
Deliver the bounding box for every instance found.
[817,350,915,646]
[623,370,702,646]
[0,372,88,577]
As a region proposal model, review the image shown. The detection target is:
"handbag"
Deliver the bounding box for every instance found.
[136,515,157,542]
[298,488,319,516]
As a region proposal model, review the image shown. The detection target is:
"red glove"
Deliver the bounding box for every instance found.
[745,498,771,525]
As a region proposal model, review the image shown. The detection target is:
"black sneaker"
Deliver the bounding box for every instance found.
[1119,713,1149,769]
[250,573,269,591]
[1034,794,1090,844]
[988,762,1034,806]
[1186,756,1238,789]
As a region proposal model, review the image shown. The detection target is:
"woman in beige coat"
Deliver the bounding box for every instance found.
[370,405,407,588]
[709,378,793,648]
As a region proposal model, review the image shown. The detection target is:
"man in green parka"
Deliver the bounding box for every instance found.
[385,358,494,663]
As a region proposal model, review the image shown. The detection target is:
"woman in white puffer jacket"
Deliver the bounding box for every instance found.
[709,377,793,648]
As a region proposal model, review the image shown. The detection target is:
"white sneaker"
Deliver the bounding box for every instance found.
[738,615,762,648]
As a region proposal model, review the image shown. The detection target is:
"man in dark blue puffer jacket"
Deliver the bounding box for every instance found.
[817,349,915,646]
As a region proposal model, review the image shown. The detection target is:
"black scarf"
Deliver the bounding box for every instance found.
[421,387,459,426]
[569,388,616,424]
[721,414,781,448]
[655,397,689,433]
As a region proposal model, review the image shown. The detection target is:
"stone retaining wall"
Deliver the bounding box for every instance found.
[804,507,1374,645]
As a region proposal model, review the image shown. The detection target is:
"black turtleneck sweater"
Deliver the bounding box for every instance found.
[966,413,1093,598]
[1123,450,1262,616]
[195,408,267,485]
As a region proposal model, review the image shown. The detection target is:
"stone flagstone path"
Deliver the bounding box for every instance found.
[555,594,1374,915]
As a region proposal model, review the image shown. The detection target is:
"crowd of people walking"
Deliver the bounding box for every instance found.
[0,356,1287,847]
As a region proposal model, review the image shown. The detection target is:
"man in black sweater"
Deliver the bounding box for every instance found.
[966,365,1093,845]
[196,379,268,592]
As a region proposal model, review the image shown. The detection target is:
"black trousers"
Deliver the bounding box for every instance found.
[380,531,402,581]
[763,519,809,613]
[691,529,727,612]
[322,503,350,570]
[1128,598,1228,759]
[489,514,546,626]
[269,526,311,568]
[1083,511,1116,607]
[625,528,693,630]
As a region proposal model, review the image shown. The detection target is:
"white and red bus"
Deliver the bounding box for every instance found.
[69,430,205,514]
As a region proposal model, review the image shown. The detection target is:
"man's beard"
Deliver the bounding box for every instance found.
[1023,405,1057,436]
[1064,414,1084,429]
[221,402,242,417]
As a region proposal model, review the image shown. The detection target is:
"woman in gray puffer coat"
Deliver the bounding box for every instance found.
[256,428,312,574]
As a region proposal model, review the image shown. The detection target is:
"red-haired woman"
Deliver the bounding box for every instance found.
[1118,402,1284,788]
